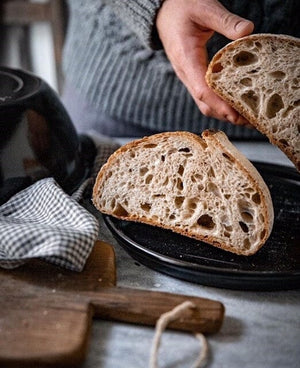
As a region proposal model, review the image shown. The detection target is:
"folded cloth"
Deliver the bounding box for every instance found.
[0,132,120,271]
[0,177,99,271]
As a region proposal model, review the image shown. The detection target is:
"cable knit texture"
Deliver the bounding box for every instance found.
[63,0,299,138]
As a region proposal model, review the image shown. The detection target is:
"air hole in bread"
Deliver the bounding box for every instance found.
[168,148,177,155]
[240,77,253,87]
[175,196,184,208]
[233,51,258,66]
[144,143,157,148]
[163,176,169,186]
[113,203,128,217]
[243,238,251,250]
[224,194,231,199]
[222,152,233,161]
[225,225,233,232]
[294,100,300,106]
[241,90,259,113]
[111,198,116,209]
[198,184,204,191]
[191,173,203,183]
[187,198,197,210]
[298,124,300,134]
[266,93,284,119]
[129,151,135,158]
[249,68,260,74]
[197,214,215,229]
[282,105,295,118]
[161,155,165,162]
[178,147,190,153]
[178,165,184,176]
[269,71,286,80]
[141,203,151,212]
[279,139,289,147]
[207,182,221,197]
[224,231,231,238]
[238,199,251,212]
[208,167,215,178]
[239,221,249,233]
[169,214,176,220]
[139,167,148,176]
[220,214,229,224]
[176,178,184,190]
[145,174,153,184]
[212,62,223,73]
[240,78,252,87]
[241,211,253,222]
[254,41,262,49]
[252,192,261,204]
[260,229,266,240]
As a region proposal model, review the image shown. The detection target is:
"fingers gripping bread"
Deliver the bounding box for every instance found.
[206,34,300,171]
[93,131,274,256]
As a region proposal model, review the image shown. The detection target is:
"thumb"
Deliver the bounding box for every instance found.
[198,0,254,40]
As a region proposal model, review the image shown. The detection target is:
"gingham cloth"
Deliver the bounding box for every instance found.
[0,133,120,271]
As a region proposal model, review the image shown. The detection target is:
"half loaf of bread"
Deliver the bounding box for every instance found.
[206,34,300,171]
[93,131,274,255]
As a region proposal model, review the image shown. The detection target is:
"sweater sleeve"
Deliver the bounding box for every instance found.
[103,0,164,49]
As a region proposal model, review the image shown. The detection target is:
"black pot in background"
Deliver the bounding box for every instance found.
[0,66,96,205]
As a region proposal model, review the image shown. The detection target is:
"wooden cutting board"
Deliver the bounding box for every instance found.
[0,240,224,367]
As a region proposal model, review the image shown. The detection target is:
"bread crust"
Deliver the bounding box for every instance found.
[93,131,274,256]
[206,34,300,172]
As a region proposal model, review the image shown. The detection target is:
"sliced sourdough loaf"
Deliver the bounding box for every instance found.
[93,131,274,256]
[206,34,300,171]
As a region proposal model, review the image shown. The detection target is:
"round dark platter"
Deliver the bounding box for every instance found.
[104,162,300,291]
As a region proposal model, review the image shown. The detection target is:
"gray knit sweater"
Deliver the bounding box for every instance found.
[63,0,299,139]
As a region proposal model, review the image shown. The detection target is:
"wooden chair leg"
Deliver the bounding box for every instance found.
[0,0,67,93]
[49,0,66,93]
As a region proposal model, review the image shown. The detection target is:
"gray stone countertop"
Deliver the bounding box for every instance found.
[81,140,299,368]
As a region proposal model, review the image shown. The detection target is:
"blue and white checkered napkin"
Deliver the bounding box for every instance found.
[0,133,120,271]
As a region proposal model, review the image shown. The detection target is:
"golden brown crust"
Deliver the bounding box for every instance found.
[203,130,274,249]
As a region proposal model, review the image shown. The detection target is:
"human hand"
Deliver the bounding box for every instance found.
[156,0,254,125]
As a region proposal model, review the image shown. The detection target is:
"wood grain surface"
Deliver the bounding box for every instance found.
[0,240,224,367]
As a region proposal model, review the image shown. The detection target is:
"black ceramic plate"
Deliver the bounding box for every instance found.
[104,162,300,291]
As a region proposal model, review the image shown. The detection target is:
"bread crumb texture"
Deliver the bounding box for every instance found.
[93,131,274,256]
[206,34,300,171]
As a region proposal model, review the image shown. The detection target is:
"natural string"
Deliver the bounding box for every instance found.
[149,301,209,368]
